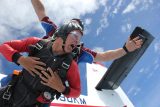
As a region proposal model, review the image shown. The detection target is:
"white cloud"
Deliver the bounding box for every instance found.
[133,87,141,96]
[43,0,100,23]
[127,86,141,96]
[0,0,104,42]
[96,0,125,35]
[93,47,104,52]
[112,0,124,14]
[153,58,160,71]
[121,23,132,33]
[0,0,35,29]
[85,18,92,25]
[154,42,160,54]
[96,6,110,36]
[112,0,118,6]
[139,68,145,73]
[122,0,153,14]
[83,18,93,35]
[99,0,108,6]
[122,1,137,14]
[0,26,13,43]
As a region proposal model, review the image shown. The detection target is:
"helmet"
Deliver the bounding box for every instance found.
[54,21,83,42]
[71,18,84,31]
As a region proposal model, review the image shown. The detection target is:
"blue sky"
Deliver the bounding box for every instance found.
[0,0,160,107]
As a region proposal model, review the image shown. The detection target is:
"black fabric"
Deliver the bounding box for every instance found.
[123,44,129,53]
[62,86,70,95]
[3,39,73,107]
[12,52,22,65]
[0,74,20,107]
[71,18,84,31]
[0,86,13,107]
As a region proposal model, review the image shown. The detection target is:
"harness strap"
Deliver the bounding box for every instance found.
[0,70,21,106]
[20,39,73,105]
[29,39,50,56]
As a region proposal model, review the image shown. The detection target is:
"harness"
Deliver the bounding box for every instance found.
[0,70,21,107]
[0,39,73,107]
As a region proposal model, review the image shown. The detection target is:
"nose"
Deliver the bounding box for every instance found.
[75,39,79,45]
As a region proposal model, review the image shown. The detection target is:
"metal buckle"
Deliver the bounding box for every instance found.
[43,91,52,100]
[2,85,12,100]
[62,62,70,69]
[36,43,43,50]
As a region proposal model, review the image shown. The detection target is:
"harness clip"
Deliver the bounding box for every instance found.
[36,43,43,50]
[62,62,70,69]
[2,85,12,100]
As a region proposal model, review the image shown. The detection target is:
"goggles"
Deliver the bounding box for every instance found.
[69,31,82,43]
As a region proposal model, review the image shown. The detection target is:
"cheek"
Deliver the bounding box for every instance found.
[67,36,75,42]
[65,44,72,53]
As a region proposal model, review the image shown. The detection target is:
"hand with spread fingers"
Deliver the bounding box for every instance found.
[40,67,65,93]
[125,36,143,52]
[18,56,46,76]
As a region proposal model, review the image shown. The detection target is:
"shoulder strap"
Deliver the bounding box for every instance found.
[62,54,73,70]
[57,54,73,80]
[28,39,51,56]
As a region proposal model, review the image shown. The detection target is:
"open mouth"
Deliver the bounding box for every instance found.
[70,44,75,49]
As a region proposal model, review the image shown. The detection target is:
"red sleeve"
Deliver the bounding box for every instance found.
[82,47,97,58]
[0,37,41,62]
[64,60,81,98]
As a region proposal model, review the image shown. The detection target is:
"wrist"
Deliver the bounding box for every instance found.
[12,52,22,65]
[62,86,70,95]
[123,45,129,54]
[59,85,66,93]
[17,56,25,65]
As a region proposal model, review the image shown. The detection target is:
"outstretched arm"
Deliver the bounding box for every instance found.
[94,36,143,62]
[94,48,126,62]
[31,0,46,21]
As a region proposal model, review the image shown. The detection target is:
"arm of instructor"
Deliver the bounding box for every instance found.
[94,36,143,62]
[31,0,46,21]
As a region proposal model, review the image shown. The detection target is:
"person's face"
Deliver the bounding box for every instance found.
[64,30,82,53]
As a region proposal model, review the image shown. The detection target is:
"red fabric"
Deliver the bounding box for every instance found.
[36,94,50,103]
[50,103,108,107]
[0,37,40,62]
[0,37,81,98]
[82,47,97,58]
[65,60,81,98]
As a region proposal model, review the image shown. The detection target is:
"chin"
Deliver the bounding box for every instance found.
[65,49,72,53]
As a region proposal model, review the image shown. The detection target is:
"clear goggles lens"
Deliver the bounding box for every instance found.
[69,31,82,42]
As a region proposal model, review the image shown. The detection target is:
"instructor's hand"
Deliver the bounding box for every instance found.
[125,36,143,52]
[40,67,65,93]
[18,56,46,76]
